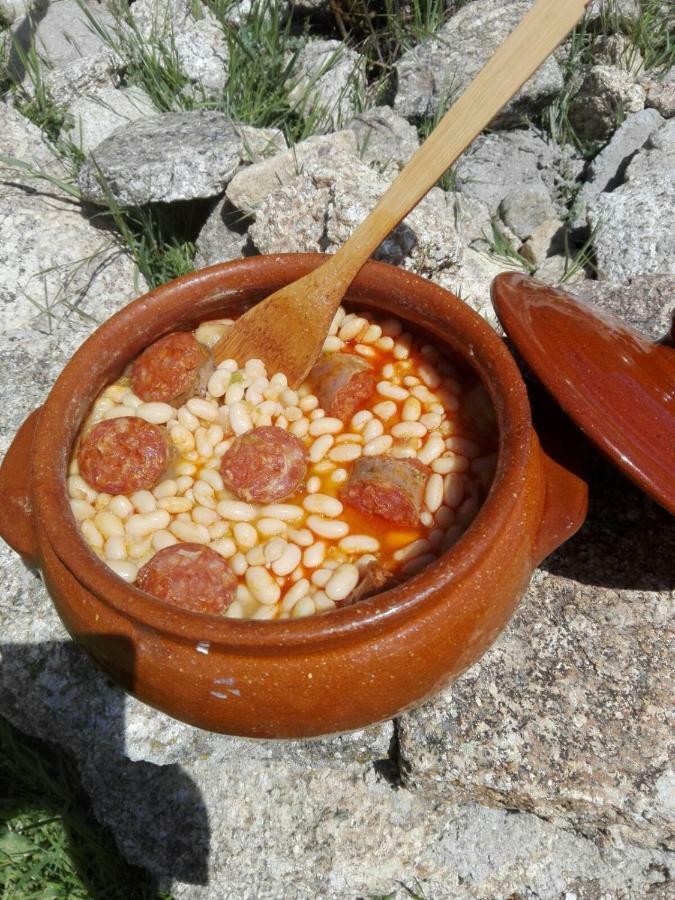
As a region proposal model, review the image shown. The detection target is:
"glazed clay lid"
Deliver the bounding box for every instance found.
[491,272,675,515]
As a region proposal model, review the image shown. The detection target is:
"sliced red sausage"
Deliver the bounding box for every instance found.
[309,353,376,421]
[341,456,428,527]
[137,544,237,614]
[78,416,173,494]
[220,426,308,503]
[132,331,213,407]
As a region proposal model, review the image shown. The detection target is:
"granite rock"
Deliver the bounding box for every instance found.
[588,122,675,282]
[573,274,674,341]
[398,455,675,850]
[78,111,250,205]
[394,0,563,126]
[225,130,358,215]
[571,107,664,227]
[586,0,640,23]
[645,67,675,118]
[347,104,419,176]
[592,33,643,76]
[0,104,144,336]
[499,185,556,241]
[194,196,255,269]
[287,39,366,134]
[519,217,564,265]
[569,64,646,145]
[65,85,157,154]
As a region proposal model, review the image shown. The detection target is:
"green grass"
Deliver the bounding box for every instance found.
[0,716,170,899]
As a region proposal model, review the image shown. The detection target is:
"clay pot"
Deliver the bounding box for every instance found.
[0,255,587,738]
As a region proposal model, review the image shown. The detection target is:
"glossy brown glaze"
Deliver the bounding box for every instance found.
[492,273,675,515]
[0,256,588,738]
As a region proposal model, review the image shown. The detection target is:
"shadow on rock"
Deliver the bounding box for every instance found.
[1,638,210,888]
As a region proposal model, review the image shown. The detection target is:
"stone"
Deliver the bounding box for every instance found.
[645,67,675,119]
[436,247,505,328]
[225,130,358,215]
[347,104,419,176]
[287,38,366,134]
[41,51,122,109]
[0,104,145,336]
[534,254,588,286]
[236,124,286,163]
[65,85,157,154]
[519,217,564,265]
[0,0,47,26]
[394,0,563,127]
[571,107,664,227]
[573,274,674,341]
[593,33,643,76]
[588,122,675,282]
[499,185,556,241]
[453,128,565,215]
[193,196,254,269]
[586,0,641,24]
[569,64,646,145]
[78,111,250,205]
[22,0,113,69]
[398,454,675,850]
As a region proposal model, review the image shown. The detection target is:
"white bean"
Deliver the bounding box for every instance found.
[402,397,422,421]
[281,578,310,612]
[308,417,343,437]
[81,519,103,549]
[157,496,193,514]
[339,534,380,554]
[94,511,125,538]
[303,541,326,568]
[418,433,446,465]
[391,421,427,439]
[311,567,332,588]
[252,605,277,620]
[393,333,412,360]
[303,493,343,517]
[126,510,171,540]
[324,563,359,602]
[67,475,97,503]
[263,538,287,563]
[216,500,257,522]
[233,522,258,549]
[306,515,349,540]
[309,434,334,463]
[225,381,245,405]
[376,336,395,351]
[306,475,321,494]
[229,402,252,435]
[394,539,431,563]
[313,591,336,613]
[420,511,434,527]
[170,519,210,544]
[434,454,468,474]
[70,499,95,521]
[178,406,200,431]
[246,545,266,566]
[272,542,302,576]
[136,402,174,425]
[193,505,218,525]
[224,600,244,619]
[256,517,286,537]
[363,435,393,456]
[260,503,304,522]
[323,335,343,353]
[153,479,178,499]
[108,495,133,519]
[339,315,367,341]
[130,490,156,514]
[362,418,384,442]
[231,552,248,576]
[102,405,136,420]
[108,560,138,582]
[372,400,397,421]
[152,529,178,551]
[246,566,281,605]
[211,537,237,559]
[288,528,314,547]
[351,410,373,431]
[330,468,349,484]
[207,369,230,398]
[424,474,444,513]
[104,535,126,560]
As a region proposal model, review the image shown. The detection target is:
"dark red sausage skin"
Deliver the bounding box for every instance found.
[137,543,237,614]
[341,456,428,527]
[220,426,308,503]
[309,354,376,421]
[132,331,214,407]
[77,416,173,494]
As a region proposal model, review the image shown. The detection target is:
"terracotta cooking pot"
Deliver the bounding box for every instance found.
[0,255,588,738]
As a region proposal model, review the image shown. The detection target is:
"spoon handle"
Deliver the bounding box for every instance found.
[326,0,590,285]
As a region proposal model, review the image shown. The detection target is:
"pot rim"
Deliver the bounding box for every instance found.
[32,254,532,649]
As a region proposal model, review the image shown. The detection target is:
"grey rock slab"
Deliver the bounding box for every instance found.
[25,0,114,69]
[519,216,564,265]
[287,38,366,134]
[40,50,122,108]
[225,130,358,216]
[394,0,563,127]
[78,110,247,205]
[624,117,675,181]
[173,16,229,94]
[571,107,665,227]
[0,105,144,336]
[586,0,640,23]
[588,169,675,282]
[347,104,419,176]
[193,196,253,269]
[573,274,674,341]
[592,33,644,76]
[534,254,588,286]
[645,66,675,119]
[499,185,556,241]
[569,64,646,145]
[398,457,675,850]
[453,128,576,218]
[65,85,157,155]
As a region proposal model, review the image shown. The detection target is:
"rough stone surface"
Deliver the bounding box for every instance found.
[194,197,253,269]
[571,107,664,227]
[41,51,122,108]
[347,104,419,176]
[22,0,114,69]
[65,85,157,154]
[225,130,358,215]
[586,0,640,23]
[394,0,563,126]
[398,455,675,851]
[573,274,674,341]
[645,67,675,118]
[499,185,556,241]
[588,120,675,282]
[173,17,229,93]
[569,64,646,144]
[454,128,578,216]
[593,33,644,75]
[287,38,366,134]
[78,111,250,205]
[519,217,564,265]
[0,104,144,335]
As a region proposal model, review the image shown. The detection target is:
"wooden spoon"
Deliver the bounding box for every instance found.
[212,0,590,387]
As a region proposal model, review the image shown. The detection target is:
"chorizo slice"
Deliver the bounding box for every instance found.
[309,353,376,421]
[132,331,214,407]
[220,426,308,504]
[137,543,237,614]
[77,416,173,494]
[340,456,428,527]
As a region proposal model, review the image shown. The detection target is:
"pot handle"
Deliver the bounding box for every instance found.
[531,437,588,566]
[0,408,41,566]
